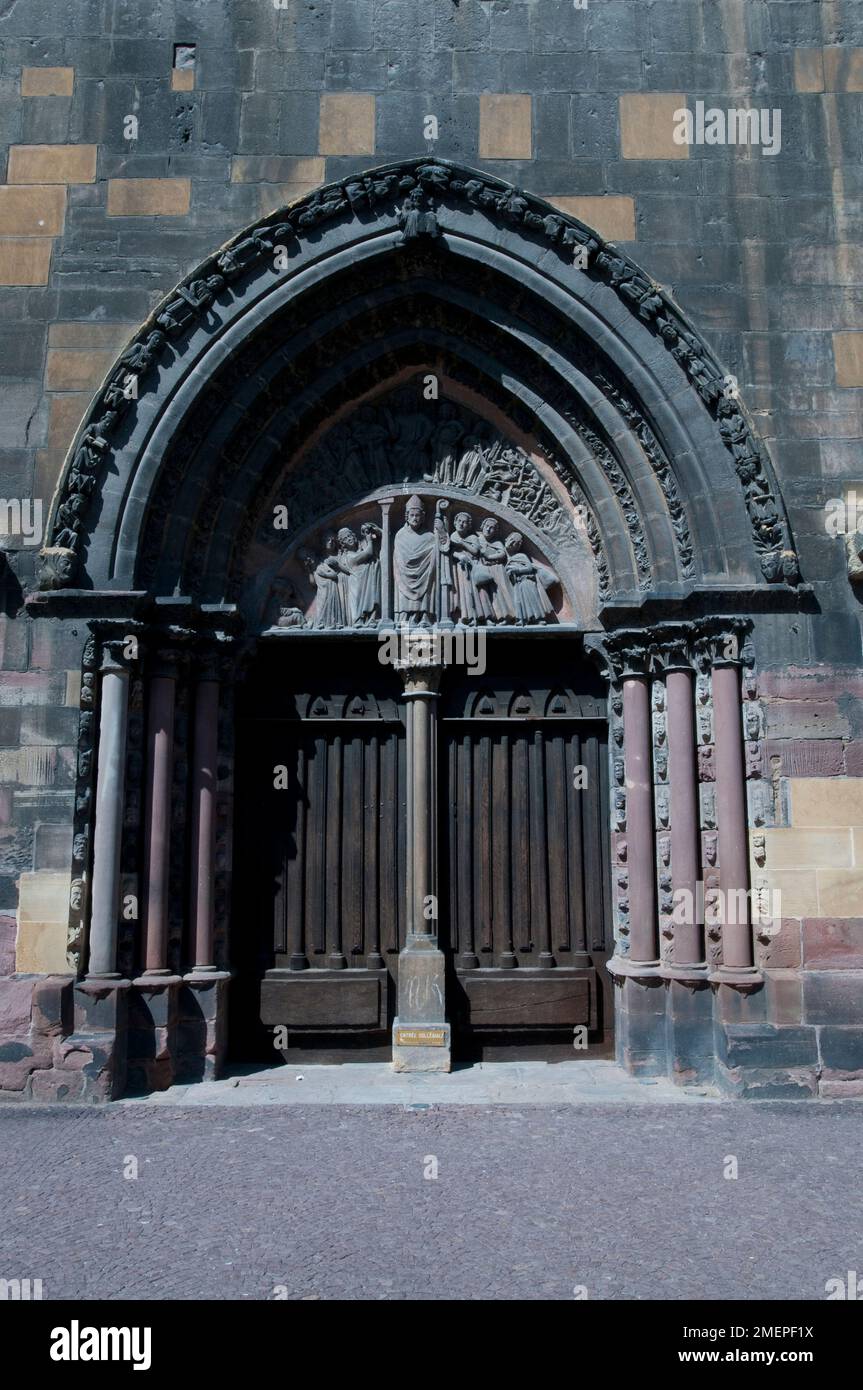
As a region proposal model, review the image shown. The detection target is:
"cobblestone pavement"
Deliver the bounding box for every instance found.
[1,1096,861,1301]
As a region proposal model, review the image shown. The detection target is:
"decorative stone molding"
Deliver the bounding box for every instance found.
[36,158,798,594]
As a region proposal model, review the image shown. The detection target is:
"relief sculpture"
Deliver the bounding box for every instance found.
[281,494,563,630]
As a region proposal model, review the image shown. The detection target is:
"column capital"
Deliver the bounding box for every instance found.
[692,617,752,670]
[394,653,443,697]
[604,632,652,680]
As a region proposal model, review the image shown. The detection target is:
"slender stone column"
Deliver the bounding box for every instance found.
[713,655,753,972]
[378,496,394,624]
[140,651,178,976]
[392,656,450,1072]
[623,672,659,966]
[188,657,220,973]
[87,644,130,979]
[404,666,438,937]
[665,652,703,967]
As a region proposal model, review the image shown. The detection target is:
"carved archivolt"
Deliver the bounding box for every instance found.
[39,157,799,595]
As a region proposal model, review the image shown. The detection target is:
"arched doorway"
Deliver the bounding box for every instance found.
[33,159,804,1091]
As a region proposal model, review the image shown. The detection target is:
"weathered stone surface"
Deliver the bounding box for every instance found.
[719,1023,819,1070]
[619,93,688,160]
[802,917,863,969]
[21,67,75,97]
[789,777,863,827]
[546,194,635,242]
[479,93,532,160]
[0,240,53,285]
[0,185,66,236]
[0,976,35,1034]
[766,739,845,778]
[8,144,96,184]
[318,93,374,155]
[106,178,192,217]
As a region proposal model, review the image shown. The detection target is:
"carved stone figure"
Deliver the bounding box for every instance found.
[473,517,517,624]
[504,532,557,623]
[393,496,446,625]
[334,523,381,626]
[398,186,440,241]
[697,744,715,781]
[447,511,480,625]
[302,533,344,629]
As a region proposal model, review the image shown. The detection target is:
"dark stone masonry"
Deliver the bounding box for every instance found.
[1,0,862,1100]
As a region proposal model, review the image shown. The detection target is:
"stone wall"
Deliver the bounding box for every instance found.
[1,0,862,1095]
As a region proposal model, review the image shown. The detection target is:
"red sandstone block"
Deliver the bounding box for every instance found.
[766,739,845,777]
[844,742,863,776]
[28,1068,88,1102]
[802,918,863,969]
[757,918,802,970]
[0,1036,51,1089]
[764,969,804,1024]
[820,1078,863,1098]
[765,698,850,741]
[56,1037,93,1069]
[0,673,65,707]
[0,910,15,974]
[0,976,35,1033]
[31,974,73,1036]
[759,668,863,700]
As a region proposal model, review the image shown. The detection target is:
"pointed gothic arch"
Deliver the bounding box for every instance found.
[37,157,799,611]
[32,160,812,1093]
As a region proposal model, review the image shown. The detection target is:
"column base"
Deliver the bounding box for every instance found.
[392,1017,452,1073]
[127,975,183,1094]
[392,936,451,1071]
[176,971,231,1083]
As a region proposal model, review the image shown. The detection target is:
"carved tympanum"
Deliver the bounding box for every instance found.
[281,494,563,630]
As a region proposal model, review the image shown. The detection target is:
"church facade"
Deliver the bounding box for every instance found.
[1,0,862,1100]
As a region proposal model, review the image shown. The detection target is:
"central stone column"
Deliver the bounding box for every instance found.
[392,655,451,1072]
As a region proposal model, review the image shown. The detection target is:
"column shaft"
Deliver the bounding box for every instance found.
[406,687,437,936]
[142,673,176,973]
[623,675,658,965]
[88,664,130,978]
[189,676,220,971]
[666,667,703,966]
[713,662,752,970]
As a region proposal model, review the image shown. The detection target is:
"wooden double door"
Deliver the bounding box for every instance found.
[231,639,612,1060]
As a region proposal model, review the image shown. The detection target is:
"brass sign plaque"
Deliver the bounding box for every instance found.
[395,1027,446,1047]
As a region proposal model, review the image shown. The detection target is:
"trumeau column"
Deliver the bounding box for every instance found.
[87,639,131,980]
[391,654,451,1072]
